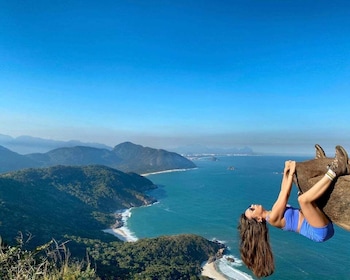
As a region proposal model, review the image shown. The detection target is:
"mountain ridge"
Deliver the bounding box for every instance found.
[0,133,112,154]
[0,133,254,156]
[0,142,196,174]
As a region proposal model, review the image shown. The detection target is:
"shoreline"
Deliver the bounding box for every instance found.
[102,170,239,280]
[103,203,242,279]
[103,227,137,242]
[104,169,196,242]
[103,208,230,279]
[202,261,228,280]
[103,208,138,242]
[141,167,197,176]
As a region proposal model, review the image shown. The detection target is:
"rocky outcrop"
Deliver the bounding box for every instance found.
[207,240,226,263]
[295,158,350,231]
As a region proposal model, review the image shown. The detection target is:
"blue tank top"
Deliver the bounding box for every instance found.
[267,206,334,242]
[282,206,300,232]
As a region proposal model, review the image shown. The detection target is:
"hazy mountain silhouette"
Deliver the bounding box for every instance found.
[0,142,196,174]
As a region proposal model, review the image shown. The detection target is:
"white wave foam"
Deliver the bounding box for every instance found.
[141,168,197,176]
[146,201,159,206]
[211,237,227,245]
[103,208,138,242]
[217,255,254,280]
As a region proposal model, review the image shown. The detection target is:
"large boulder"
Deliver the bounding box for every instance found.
[294,158,350,231]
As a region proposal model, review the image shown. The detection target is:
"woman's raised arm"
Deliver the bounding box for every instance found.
[268,161,296,228]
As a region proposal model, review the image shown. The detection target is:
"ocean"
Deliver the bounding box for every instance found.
[121,156,350,280]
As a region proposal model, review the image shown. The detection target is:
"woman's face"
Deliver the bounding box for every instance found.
[245,204,264,221]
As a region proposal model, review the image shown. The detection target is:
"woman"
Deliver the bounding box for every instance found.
[238,145,348,278]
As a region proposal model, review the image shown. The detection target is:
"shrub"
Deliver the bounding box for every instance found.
[0,233,99,280]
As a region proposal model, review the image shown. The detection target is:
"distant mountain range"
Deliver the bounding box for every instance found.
[0,134,112,154]
[0,134,254,156]
[0,141,196,174]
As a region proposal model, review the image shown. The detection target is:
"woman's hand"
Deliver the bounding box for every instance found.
[289,161,296,176]
[284,160,296,177]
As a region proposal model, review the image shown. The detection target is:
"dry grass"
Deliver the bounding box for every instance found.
[0,233,100,280]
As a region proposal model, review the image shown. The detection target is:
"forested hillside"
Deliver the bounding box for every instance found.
[0,165,156,245]
[86,234,225,279]
[1,233,224,280]
[0,165,224,279]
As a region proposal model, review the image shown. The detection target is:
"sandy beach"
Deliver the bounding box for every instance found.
[103,226,137,242]
[103,208,139,242]
[141,168,196,176]
[202,261,227,280]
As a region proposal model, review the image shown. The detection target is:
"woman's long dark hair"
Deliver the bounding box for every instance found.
[238,213,275,278]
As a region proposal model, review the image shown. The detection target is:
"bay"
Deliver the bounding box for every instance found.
[126,156,350,279]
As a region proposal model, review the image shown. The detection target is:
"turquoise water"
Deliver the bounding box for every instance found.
[126,156,350,279]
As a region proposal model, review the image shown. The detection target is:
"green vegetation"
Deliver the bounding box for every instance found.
[0,165,155,246]
[0,165,223,279]
[112,142,196,173]
[0,234,99,280]
[85,234,223,279]
[0,233,222,279]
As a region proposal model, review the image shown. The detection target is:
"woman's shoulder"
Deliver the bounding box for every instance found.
[266,207,290,228]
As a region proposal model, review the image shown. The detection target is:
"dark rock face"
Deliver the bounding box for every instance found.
[295,158,350,231]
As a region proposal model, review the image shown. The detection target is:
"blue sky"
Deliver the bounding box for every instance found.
[1,0,350,154]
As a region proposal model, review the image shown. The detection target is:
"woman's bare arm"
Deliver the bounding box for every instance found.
[268,161,296,228]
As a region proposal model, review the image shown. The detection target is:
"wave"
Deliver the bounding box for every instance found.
[103,208,138,242]
[141,168,197,176]
[217,255,254,280]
